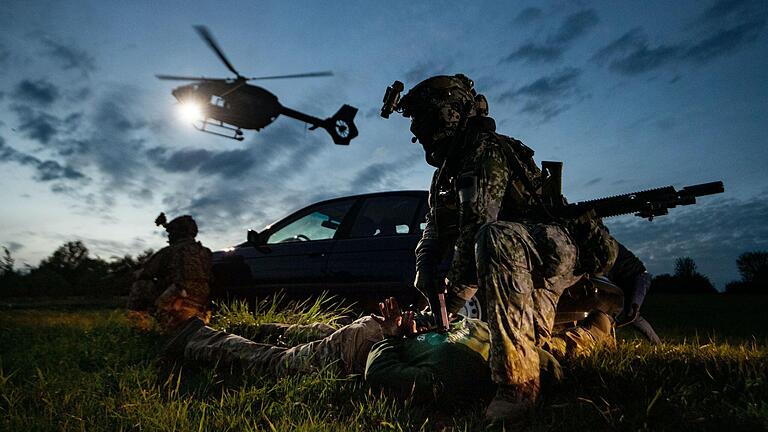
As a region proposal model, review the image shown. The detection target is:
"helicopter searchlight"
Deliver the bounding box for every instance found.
[157,26,358,145]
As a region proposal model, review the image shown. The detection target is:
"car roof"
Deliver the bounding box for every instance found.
[262,190,428,230]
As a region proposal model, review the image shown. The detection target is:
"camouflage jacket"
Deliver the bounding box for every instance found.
[416,117,543,288]
[127,238,212,311]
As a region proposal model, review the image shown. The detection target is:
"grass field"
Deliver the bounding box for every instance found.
[1,294,767,431]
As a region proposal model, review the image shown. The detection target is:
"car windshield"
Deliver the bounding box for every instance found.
[267,200,354,243]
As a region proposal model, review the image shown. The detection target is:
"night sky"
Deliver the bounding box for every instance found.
[1,0,766,289]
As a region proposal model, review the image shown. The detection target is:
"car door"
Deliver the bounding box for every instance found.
[325,193,426,310]
[242,198,356,300]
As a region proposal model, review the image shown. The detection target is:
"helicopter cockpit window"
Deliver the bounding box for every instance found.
[211,96,226,108]
[266,200,354,244]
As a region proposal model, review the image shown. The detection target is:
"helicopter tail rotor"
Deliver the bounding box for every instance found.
[322,105,359,146]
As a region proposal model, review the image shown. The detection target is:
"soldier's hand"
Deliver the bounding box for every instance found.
[616,303,640,326]
[371,297,409,337]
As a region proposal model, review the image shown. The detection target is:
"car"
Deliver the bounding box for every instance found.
[211,191,468,314]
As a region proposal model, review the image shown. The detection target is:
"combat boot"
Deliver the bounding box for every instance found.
[484,379,540,427]
[582,310,615,346]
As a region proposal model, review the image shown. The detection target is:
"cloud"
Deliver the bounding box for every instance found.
[155,123,329,232]
[152,123,323,181]
[12,79,60,106]
[346,156,420,195]
[546,9,600,45]
[503,9,599,64]
[10,104,60,144]
[0,136,87,182]
[404,60,454,83]
[700,0,763,22]
[683,18,766,62]
[592,29,681,75]
[0,43,9,67]
[514,7,543,25]
[606,191,768,289]
[593,4,766,76]
[502,43,563,64]
[40,37,96,76]
[498,68,583,121]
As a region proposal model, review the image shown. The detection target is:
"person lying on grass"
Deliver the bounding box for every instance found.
[161,297,613,404]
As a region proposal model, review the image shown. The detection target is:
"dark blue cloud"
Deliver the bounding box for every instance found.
[403,60,454,83]
[198,149,256,179]
[683,18,766,62]
[701,0,763,22]
[498,68,583,121]
[0,136,87,183]
[12,79,60,106]
[502,43,563,64]
[40,37,96,76]
[514,7,543,25]
[593,2,766,76]
[504,9,599,64]
[10,104,59,144]
[592,29,681,75]
[347,156,419,194]
[546,9,600,45]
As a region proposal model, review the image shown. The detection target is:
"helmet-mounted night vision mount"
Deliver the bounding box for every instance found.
[380,80,404,119]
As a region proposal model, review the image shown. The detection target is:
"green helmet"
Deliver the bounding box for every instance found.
[399,74,488,165]
[156,212,198,244]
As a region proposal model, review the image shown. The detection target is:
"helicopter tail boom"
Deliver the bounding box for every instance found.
[280,104,359,145]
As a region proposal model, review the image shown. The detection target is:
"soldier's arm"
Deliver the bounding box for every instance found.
[414,173,442,300]
[137,249,166,280]
[446,142,510,292]
[610,242,651,323]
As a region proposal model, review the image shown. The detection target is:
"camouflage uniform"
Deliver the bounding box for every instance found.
[418,127,586,388]
[402,76,617,400]
[127,214,212,332]
[183,317,384,376]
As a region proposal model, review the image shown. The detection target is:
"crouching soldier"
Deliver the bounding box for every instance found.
[127,213,212,333]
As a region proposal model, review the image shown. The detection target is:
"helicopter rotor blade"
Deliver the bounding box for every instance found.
[156,74,228,82]
[247,71,334,80]
[194,25,241,77]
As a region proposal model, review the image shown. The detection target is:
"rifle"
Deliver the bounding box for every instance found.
[540,161,725,221]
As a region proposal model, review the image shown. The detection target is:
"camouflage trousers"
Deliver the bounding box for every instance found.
[183,317,385,376]
[475,221,581,387]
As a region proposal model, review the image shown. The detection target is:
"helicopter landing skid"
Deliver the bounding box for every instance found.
[193,118,245,141]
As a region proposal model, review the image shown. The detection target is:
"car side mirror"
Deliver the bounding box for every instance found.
[247,229,264,245]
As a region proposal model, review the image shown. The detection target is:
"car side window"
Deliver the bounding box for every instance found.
[348,196,421,238]
[267,200,354,244]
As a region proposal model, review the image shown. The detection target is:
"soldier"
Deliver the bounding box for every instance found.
[163,297,497,406]
[127,213,212,333]
[385,75,618,423]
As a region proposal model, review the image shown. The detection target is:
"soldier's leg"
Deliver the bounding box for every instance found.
[475,221,540,412]
[184,316,383,376]
[248,322,337,344]
[529,224,581,344]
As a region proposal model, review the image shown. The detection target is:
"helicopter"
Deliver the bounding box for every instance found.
[157,26,358,145]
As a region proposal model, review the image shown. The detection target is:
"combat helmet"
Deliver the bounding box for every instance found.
[155,212,198,244]
[398,74,489,165]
